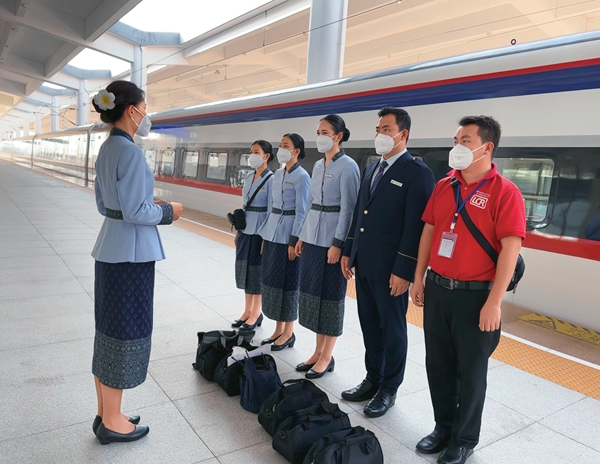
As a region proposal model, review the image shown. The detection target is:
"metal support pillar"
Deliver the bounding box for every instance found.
[77,79,89,126]
[35,114,42,134]
[131,45,147,93]
[305,0,348,85]
[23,123,29,136]
[51,95,59,132]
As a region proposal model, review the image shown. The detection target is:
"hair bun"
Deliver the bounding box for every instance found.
[342,128,351,142]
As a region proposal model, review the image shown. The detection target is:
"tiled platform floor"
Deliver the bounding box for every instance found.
[1,160,599,464]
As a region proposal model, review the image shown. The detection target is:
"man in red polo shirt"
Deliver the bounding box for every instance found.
[410,116,525,464]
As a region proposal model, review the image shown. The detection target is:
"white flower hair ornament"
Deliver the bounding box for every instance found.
[93,89,116,111]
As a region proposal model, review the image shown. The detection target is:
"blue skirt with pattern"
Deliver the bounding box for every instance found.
[261,240,300,322]
[298,243,347,336]
[235,232,263,294]
[92,261,154,389]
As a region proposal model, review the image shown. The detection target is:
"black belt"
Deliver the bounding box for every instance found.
[427,269,493,291]
[311,204,341,213]
[105,208,123,220]
[245,206,268,212]
[271,208,295,216]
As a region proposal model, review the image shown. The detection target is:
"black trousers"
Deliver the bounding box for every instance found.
[355,266,408,396]
[423,276,500,448]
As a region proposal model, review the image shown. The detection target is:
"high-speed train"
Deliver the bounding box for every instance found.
[1,31,599,331]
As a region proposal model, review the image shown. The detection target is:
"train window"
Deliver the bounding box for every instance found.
[183,149,199,178]
[495,158,554,223]
[144,150,156,172]
[159,149,175,176]
[207,152,228,180]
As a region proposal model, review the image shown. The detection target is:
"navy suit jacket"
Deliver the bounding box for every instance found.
[342,151,435,282]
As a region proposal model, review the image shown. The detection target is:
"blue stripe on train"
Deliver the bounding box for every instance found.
[152,64,600,129]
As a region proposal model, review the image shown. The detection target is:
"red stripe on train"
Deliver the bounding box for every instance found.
[155,176,243,196]
[523,232,600,262]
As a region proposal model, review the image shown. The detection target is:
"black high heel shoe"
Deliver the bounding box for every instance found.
[231,318,248,328]
[261,334,281,345]
[240,314,263,331]
[92,414,141,435]
[271,333,295,352]
[305,357,335,379]
[96,423,149,445]
[295,361,316,372]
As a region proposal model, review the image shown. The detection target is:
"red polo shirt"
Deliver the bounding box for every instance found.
[422,164,526,281]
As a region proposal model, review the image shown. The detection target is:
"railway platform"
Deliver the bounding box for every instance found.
[1,159,599,464]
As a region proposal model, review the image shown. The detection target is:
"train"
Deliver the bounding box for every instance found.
[1,31,599,331]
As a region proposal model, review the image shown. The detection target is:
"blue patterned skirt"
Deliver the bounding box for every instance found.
[261,241,300,322]
[235,232,263,294]
[298,243,347,336]
[92,261,155,389]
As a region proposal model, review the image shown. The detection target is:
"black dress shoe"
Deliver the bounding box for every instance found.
[96,423,150,445]
[295,361,316,372]
[92,415,141,435]
[416,429,451,454]
[437,444,473,464]
[231,318,248,328]
[363,390,396,418]
[305,357,335,379]
[240,314,263,331]
[341,379,379,402]
[261,334,281,345]
[271,333,295,351]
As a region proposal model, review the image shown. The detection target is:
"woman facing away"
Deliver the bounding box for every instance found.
[258,133,310,350]
[295,114,360,379]
[232,140,274,331]
[90,80,183,444]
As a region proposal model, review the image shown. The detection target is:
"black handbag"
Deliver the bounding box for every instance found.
[214,345,259,396]
[452,179,525,292]
[240,354,283,413]
[192,330,255,381]
[272,400,351,464]
[227,173,273,231]
[258,379,329,437]
[303,426,384,464]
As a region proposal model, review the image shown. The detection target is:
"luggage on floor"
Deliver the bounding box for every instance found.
[240,354,282,412]
[302,426,384,464]
[192,330,255,381]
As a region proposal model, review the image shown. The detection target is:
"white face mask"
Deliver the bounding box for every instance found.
[374,132,402,155]
[316,135,335,153]
[448,143,487,170]
[249,154,265,169]
[131,106,152,137]
[277,148,292,164]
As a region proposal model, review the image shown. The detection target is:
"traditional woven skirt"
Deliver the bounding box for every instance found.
[92,261,155,390]
[235,232,263,294]
[298,243,347,336]
[261,240,300,322]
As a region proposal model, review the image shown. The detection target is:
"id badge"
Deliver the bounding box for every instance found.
[438,232,458,258]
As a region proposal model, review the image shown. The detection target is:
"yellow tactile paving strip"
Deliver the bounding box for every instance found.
[519,312,600,346]
[176,213,600,402]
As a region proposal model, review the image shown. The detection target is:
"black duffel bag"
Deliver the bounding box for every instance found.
[192,330,255,381]
[258,378,329,437]
[273,400,351,464]
[303,426,384,464]
[240,354,282,413]
[213,345,259,396]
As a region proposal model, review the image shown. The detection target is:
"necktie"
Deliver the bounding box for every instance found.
[370,160,388,193]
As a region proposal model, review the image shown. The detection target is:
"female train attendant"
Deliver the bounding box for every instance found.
[91,80,183,444]
[295,114,360,379]
[259,134,310,350]
[232,140,274,331]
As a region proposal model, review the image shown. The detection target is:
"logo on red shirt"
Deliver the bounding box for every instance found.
[470,192,489,209]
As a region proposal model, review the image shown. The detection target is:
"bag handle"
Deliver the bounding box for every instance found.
[452,178,498,265]
[244,173,273,210]
[281,378,312,398]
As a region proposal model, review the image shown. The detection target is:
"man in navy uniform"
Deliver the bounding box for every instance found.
[341,107,435,417]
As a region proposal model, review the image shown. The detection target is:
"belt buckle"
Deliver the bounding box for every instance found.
[441,276,456,290]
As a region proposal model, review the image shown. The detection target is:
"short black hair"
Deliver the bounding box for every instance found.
[458,116,501,157]
[92,80,145,124]
[320,114,350,144]
[378,107,411,140]
[251,140,275,162]
[282,133,305,159]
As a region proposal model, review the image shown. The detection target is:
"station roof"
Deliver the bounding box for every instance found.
[1,0,600,133]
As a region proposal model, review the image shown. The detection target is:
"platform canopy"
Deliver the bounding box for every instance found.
[1,0,599,134]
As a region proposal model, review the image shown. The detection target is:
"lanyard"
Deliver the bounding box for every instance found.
[451,179,488,231]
